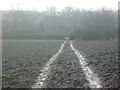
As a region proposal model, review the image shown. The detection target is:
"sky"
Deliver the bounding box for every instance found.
[0,0,119,11]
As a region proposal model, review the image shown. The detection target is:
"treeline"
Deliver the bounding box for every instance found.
[2,7,118,40]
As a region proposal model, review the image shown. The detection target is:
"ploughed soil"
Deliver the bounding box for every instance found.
[2,40,119,89]
[43,42,89,88]
[2,41,62,88]
[74,41,119,88]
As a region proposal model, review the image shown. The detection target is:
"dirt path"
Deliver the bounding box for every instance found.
[42,42,88,88]
[32,42,102,88]
[32,42,66,88]
[70,42,102,88]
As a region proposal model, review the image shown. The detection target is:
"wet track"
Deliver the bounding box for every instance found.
[3,41,118,88]
[43,42,88,88]
[33,42,101,88]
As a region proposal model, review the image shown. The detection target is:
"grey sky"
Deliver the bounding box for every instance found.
[0,0,119,11]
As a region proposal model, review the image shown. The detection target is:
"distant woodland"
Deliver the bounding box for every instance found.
[2,7,118,40]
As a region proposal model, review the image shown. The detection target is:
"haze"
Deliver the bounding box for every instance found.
[0,0,119,11]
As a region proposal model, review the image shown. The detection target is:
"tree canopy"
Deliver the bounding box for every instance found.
[2,7,118,40]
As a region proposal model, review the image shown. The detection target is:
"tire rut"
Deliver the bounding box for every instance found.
[43,42,88,88]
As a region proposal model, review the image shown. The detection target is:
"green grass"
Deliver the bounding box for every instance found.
[2,39,118,43]
[2,39,76,42]
[2,39,65,42]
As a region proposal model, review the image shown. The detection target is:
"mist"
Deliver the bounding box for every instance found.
[2,7,118,40]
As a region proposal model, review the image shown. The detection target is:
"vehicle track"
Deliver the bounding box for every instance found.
[43,42,88,88]
[32,42,66,88]
[32,42,102,88]
[71,42,102,88]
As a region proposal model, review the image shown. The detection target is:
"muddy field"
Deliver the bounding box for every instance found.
[2,40,62,88]
[43,43,88,88]
[2,40,119,89]
[74,41,119,88]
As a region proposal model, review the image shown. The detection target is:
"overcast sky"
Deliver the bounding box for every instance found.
[0,0,119,11]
